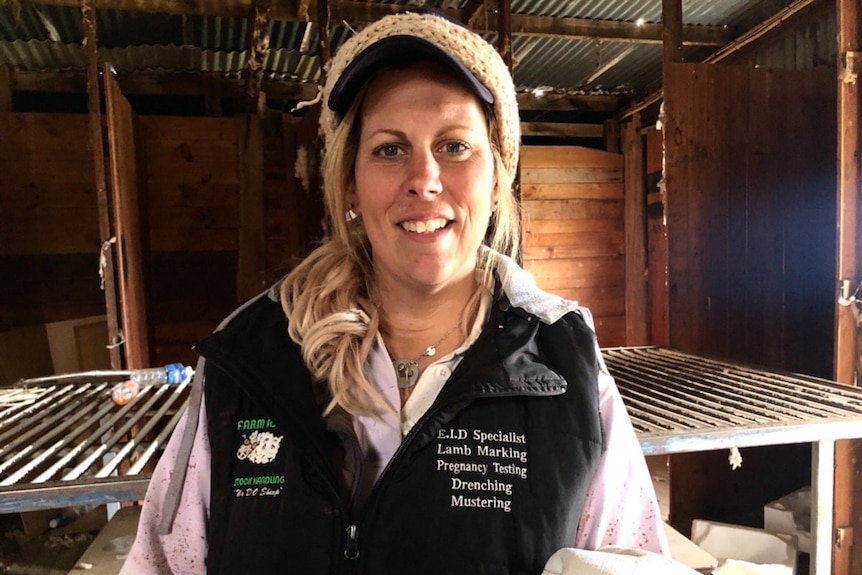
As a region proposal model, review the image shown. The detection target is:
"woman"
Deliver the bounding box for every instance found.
[121,10,669,574]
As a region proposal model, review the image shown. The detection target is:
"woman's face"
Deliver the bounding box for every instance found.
[350,62,498,294]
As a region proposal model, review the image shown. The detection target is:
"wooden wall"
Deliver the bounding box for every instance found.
[664,63,836,378]
[137,116,243,366]
[141,114,321,365]
[0,114,104,329]
[662,62,837,535]
[520,145,626,346]
[0,111,322,374]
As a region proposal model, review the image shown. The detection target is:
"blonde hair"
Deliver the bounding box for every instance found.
[280,13,521,416]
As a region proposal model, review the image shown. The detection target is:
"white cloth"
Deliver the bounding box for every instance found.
[542,547,701,575]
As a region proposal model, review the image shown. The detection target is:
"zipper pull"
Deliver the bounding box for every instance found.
[344,524,360,559]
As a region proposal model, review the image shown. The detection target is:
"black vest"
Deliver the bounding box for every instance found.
[198,293,604,575]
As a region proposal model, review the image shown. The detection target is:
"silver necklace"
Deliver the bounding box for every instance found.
[392,320,463,389]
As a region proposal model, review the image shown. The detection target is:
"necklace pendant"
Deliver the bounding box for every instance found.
[425,345,437,357]
[393,359,420,389]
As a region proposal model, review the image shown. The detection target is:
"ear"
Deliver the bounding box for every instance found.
[347,186,361,216]
[490,176,499,212]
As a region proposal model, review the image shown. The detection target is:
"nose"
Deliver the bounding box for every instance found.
[406,150,443,198]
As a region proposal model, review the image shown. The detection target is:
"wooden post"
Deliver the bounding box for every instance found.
[236,0,272,301]
[236,115,267,301]
[662,0,684,65]
[103,66,151,369]
[202,75,224,117]
[603,119,620,153]
[836,0,861,387]
[623,114,648,346]
[495,0,521,262]
[82,0,122,369]
[0,65,12,112]
[836,0,861,573]
[317,0,331,66]
[661,0,683,346]
[497,0,513,71]
[244,0,272,116]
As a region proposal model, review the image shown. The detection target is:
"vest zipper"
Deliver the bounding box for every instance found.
[344,524,360,559]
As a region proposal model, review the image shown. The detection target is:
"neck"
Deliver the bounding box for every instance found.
[379,277,479,361]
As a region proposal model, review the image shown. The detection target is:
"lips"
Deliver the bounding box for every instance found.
[399,218,451,233]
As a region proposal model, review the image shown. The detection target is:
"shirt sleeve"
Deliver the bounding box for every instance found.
[120,396,212,574]
[574,355,670,554]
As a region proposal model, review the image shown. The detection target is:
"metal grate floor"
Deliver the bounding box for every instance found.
[0,373,189,513]
[601,346,862,575]
[602,346,862,454]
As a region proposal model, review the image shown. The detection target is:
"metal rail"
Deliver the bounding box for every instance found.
[603,346,862,575]
[0,374,189,514]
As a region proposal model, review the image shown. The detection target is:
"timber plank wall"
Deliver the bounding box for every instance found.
[664,64,837,378]
[662,63,838,538]
[521,145,626,346]
[0,114,105,327]
[140,115,244,365]
[0,111,321,371]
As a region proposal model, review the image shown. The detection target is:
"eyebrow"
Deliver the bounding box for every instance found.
[363,125,478,140]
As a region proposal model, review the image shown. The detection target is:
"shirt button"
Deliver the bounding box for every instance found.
[437,367,451,378]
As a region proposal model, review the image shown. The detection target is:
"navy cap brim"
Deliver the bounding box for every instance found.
[327,35,495,115]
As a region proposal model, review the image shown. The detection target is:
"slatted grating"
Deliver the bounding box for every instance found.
[2,348,862,513]
[0,372,189,513]
[602,346,862,455]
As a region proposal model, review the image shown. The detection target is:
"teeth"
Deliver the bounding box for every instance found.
[401,218,448,233]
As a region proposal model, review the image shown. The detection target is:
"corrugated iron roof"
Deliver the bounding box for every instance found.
[0,0,837,108]
[511,0,763,26]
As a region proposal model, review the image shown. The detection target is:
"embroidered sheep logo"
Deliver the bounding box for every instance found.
[236,430,283,464]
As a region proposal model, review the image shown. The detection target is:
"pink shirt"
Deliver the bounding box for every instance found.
[121,295,668,573]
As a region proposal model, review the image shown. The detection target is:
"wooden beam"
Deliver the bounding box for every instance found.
[10,68,625,114]
[236,115,268,301]
[11,69,319,101]
[0,65,12,112]
[622,115,648,345]
[104,65,151,369]
[517,92,623,113]
[835,1,861,575]
[836,0,861,389]
[202,74,224,116]
[603,119,620,153]
[30,0,733,46]
[462,0,485,27]
[497,0,513,71]
[502,13,730,46]
[317,0,331,66]
[704,0,823,63]
[662,0,684,64]
[34,0,252,17]
[82,0,122,370]
[580,46,636,86]
[659,0,682,347]
[244,0,273,115]
[520,121,603,139]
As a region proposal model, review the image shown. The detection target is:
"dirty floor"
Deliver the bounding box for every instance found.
[0,511,97,575]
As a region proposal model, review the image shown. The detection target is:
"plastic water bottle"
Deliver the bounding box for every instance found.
[129,363,193,385]
[111,363,193,405]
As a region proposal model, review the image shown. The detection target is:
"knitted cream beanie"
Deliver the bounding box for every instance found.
[320,10,520,180]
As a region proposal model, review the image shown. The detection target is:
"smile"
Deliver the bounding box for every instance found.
[399,218,451,234]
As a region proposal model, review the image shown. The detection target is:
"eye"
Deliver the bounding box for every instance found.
[442,141,469,155]
[374,144,401,158]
